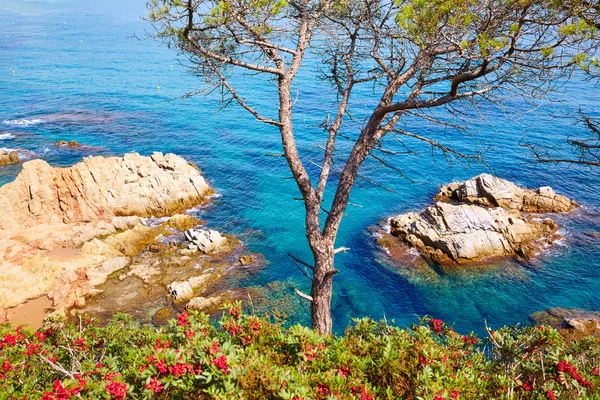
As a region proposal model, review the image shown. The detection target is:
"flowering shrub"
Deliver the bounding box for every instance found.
[0,304,599,399]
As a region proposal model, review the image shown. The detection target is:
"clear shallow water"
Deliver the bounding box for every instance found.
[1,0,599,335]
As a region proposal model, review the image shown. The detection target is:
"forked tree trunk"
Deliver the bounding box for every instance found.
[308,238,335,333]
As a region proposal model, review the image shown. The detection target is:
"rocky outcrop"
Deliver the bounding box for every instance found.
[386,175,574,265]
[0,150,19,166]
[435,174,576,213]
[168,274,212,301]
[56,140,83,148]
[0,153,213,313]
[390,202,558,264]
[530,308,600,339]
[0,152,212,231]
[185,228,228,253]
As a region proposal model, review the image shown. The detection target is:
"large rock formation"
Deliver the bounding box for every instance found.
[0,152,211,231]
[387,175,574,265]
[390,202,558,265]
[435,174,576,213]
[0,152,213,312]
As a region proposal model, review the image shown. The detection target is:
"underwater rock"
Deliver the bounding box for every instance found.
[434,174,576,213]
[185,228,227,254]
[186,295,224,312]
[0,150,19,166]
[55,140,83,148]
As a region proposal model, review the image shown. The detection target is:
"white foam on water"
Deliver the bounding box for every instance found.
[2,118,43,126]
[0,133,15,140]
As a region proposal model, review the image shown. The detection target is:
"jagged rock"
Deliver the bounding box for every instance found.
[0,150,19,166]
[435,174,576,213]
[184,228,227,254]
[387,175,575,265]
[168,273,212,301]
[0,152,212,231]
[80,238,123,258]
[0,152,213,309]
[168,281,194,301]
[390,202,558,264]
[119,261,160,284]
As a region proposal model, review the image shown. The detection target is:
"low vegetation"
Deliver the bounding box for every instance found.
[1,304,599,399]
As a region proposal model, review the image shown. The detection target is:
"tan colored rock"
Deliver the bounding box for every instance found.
[0,152,213,310]
[111,216,142,231]
[56,140,83,148]
[167,214,202,231]
[186,295,223,312]
[87,257,131,286]
[435,174,576,213]
[103,223,167,256]
[390,202,558,265]
[168,273,212,301]
[0,152,212,231]
[0,150,19,167]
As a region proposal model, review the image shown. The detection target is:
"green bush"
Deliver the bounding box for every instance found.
[0,303,599,399]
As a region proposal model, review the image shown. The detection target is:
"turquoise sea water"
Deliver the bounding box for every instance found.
[1,0,599,335]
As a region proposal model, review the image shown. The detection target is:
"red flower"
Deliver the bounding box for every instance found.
[2,360,12,372]
[154,339,170,350]
[316,383,330,396]
[229,305,242,319]
[155,359,167,374]
[35,331,48,342]
[41,380,71,400]
[451,390,460,399]
[519,382,532,391]
[106,381,127,399]
[185,329,196,338]
[212,355,229,375]
[556,359,594,388]
[177,312,190,327]
[546,390,556,400]
[430,319,443,333]
[168,362,194,377]
[337,367,350,379]
[146,377,164,394]
[207,341,220,355]
[3,334,17,346]
[26,342,41,356]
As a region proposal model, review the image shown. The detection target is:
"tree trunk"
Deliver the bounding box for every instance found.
[309,238,335,334]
